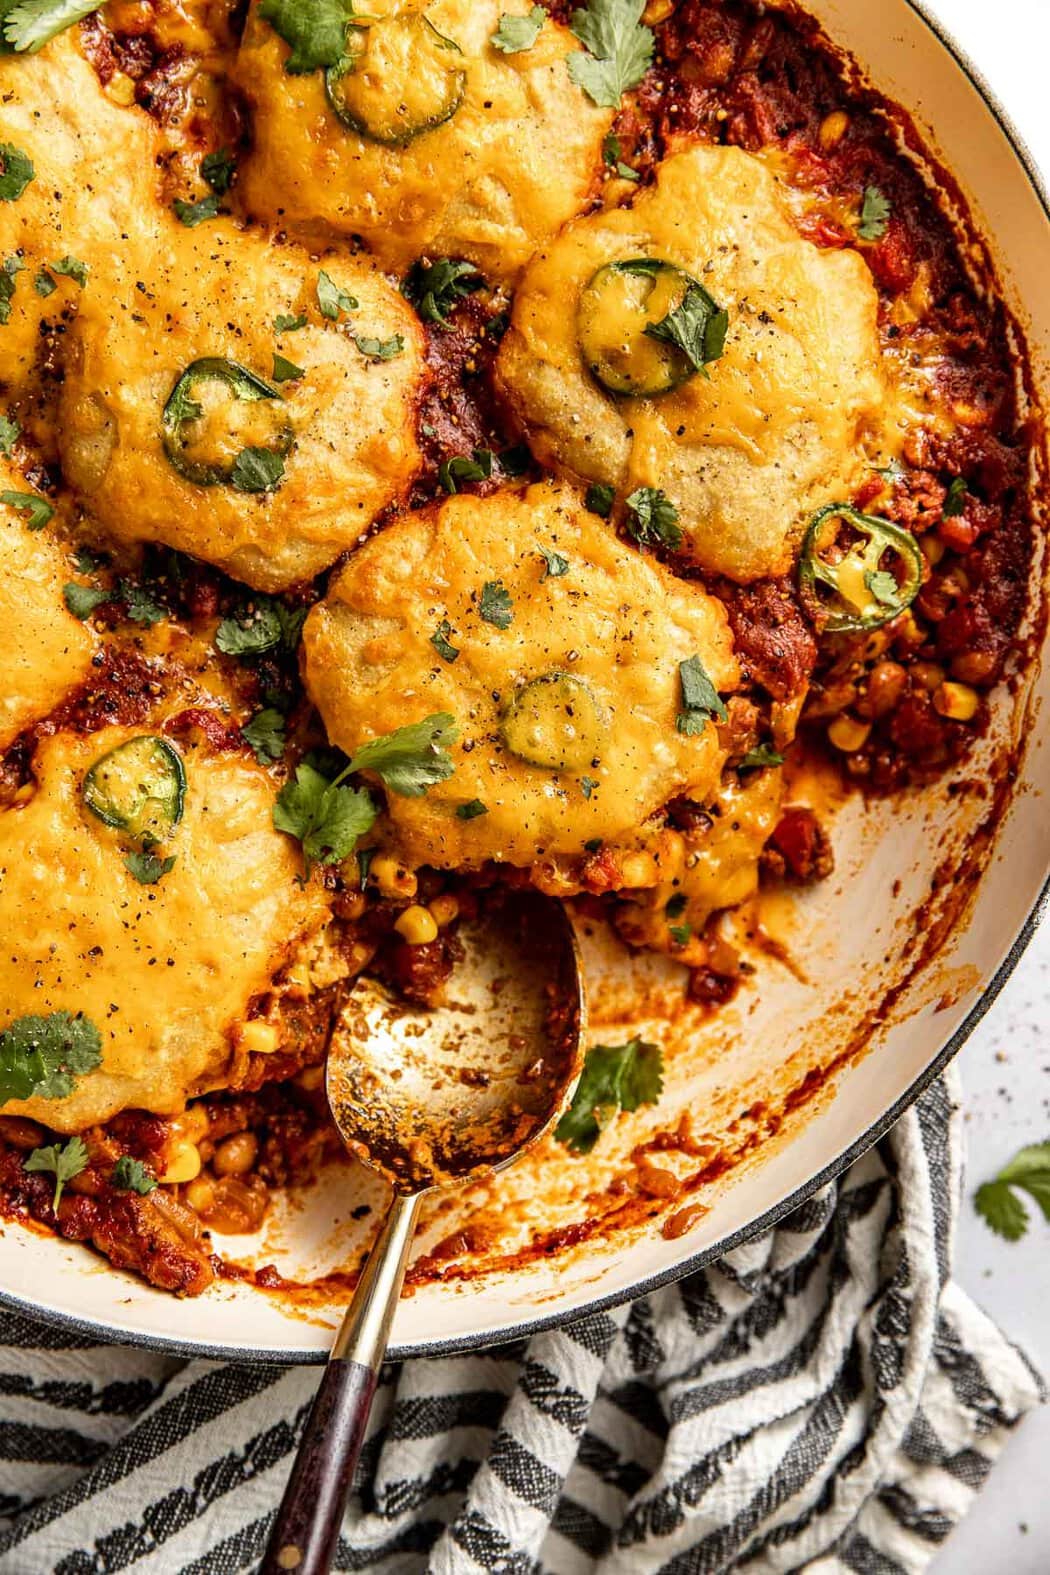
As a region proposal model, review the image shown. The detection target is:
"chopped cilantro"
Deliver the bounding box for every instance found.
[975,1141,1050,1241]
[273,762,377,874]
[739,744,784,771]
[33,269,56,297]
[230,447,286,493]
[25,1136,89,1212]
[536,542,569,580]
[123,850,176,884]
[0,1012,103,1104]
[567,0,653,110]
[272,353,304,383]
[645,282,728,377]
[580,775,598,798]
[668,923,692,946]
[50,254,87,287]
[216,597,305,657]
[585,482,615,519]
[430,619,460,663]
[242,708,287,762]
[0,255,23,324]
[677,654,728,736]
[0,143,34,200]
[112,1155,157,1194]
[1,489,52,529]
[120,579,165,627]
[201,148,236,195]
[603,132,640,181]
[479,579,513,629]
[438,448,493,493]
[258,0,353,73]
[857,185,891,242]
[556,1037,663,1153]
[943,476,968,517]
[346,712,458,797]
[173,193,221,228]
[625,487,681,550]
[0,414,20,455]
[1,0,102,55]
[491,5,544,52]
[275,312,308,333]
[865,568,900,608]
[317,269,358,321]
[402,257,482,325]
[63,582,109,620]
[354,333,404,361]
[456,799,488,820]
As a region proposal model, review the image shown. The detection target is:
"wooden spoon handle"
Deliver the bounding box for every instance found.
[261,1192,422,1575]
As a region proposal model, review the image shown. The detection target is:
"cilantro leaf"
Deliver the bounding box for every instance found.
[272,353,304,383]
[739,743,784,771]
[273,762,377,873]
[50,254,87,287]
[0,414,20,455]
[456,799,488,820]
[201,148,236,195]
[491,5,544,53]
[430,619,459,663]
[580,775,597,798]
[25,1136,89,1212]
[567,0,653,109]
[0,1012,103,1104]
[275,312,307,333]
[857,185,891,242]
[536,542,569,580]
[645,283,728,377]
[865,568,900,608]
[585,482,615,519]
[173,193,221,228]
[974,1141,1050,1242]
[1,0,101,54]
[317,269,358,321]
[677,654,728,736]
[242,707,287,762]
[34,268,56,298]
[123,850,176,884]
[944,476,968,518]
[0,254,22,324]
[63,582,109,620]
[230,446,286,493]
[479,579,513,629]
[669,923,691,946]
[258,0,353,73]
[438,448,493,494]
[112,1155,157,1194]
[556,1038,663,1153]
[120,578,165,627]
[402,257,482,325]
[347,712,458,797]
[2,489,52,529]
[625,486,681,550]
[0,142,33,201]
[216,597,305,657]
[603,132,639,181]
[354,333,404,361]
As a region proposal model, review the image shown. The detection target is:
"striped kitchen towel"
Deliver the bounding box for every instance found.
[0,1072,1042,1574]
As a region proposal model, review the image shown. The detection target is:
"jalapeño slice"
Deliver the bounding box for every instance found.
[162,357,293,487]
[799,504,923,634]
[501,673,608,771]
[578,259,724,398]
[82,736,186,845]
[325,14,467,147]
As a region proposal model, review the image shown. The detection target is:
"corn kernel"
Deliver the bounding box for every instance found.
[184,1176,215,1214]
[922,535,946,567]
[932,681,979,722]
[162,1141,202,1185]
[370,854,417,899]
[394,904,439,945]
[643,0,673,22]
[106,72,137,107]
[240,1020,279,1055]
[819,110,849,149]
[827,715,871,753]
[619,851,658,889]
[429,894,459,928]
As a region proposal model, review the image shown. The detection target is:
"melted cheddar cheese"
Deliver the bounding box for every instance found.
[302,482,740,866]
[497,143,889,582]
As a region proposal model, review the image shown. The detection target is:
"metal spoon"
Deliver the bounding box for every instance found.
[261,886,585,1575]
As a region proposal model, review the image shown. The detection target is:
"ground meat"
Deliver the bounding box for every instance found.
[763,806,835,883]
[719,578,817,701]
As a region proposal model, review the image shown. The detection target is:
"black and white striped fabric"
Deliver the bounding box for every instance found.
[0,1073,1042,1574]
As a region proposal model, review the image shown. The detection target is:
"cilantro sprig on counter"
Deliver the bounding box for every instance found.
[567,0,653,109]
[556,1038,664,1154]
[0,1012,102,1104]
[975,1142,1050,1241]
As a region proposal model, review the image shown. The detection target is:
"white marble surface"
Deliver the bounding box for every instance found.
[915,5,1050,1565]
